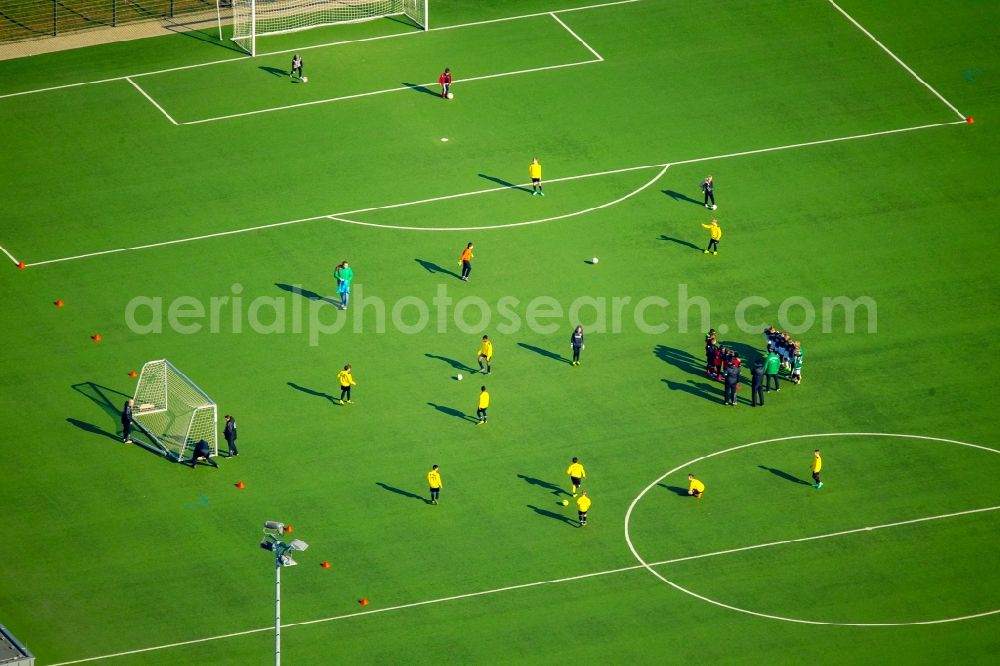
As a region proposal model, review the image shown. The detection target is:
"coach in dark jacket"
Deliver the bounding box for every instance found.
[751,359,766,407]
[723,363,740,406]
[224,415,238,457]
[121,399,134,443]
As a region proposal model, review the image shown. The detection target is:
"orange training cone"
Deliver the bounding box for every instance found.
[91,334,101,342]
[55,299,64,307]
[128,371,138,378]
[359,598,369,606]
[235,481,246,489]
[17,262,26,269]
[967,117,975,124]
[321,561,331,569]
[283,525,293,533]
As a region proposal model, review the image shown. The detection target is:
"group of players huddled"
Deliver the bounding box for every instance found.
[704,326,804,407]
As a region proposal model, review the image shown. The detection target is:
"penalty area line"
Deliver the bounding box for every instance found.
[826,0,967,121]
[0,244,22,266]
[48,503,999,664]
[181,58,601,125]
[125,77,178,126]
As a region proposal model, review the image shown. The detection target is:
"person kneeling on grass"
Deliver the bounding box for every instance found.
[190,439,218,468]
[687,473,704,499]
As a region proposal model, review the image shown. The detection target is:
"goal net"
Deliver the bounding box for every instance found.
[229,0,429,56]
[132,359,218,462]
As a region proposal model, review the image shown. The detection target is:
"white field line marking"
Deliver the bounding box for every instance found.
[550,12,603,62]
[826,0,967,121]
[125,77,179,126]
[0,245,21,266]
[624,432,1000,627]
[16,119,965,268]
[48,502,999,665]
[652,505,1000,567]
[182,57,601,125]
[0,0,639,102]
[327,163,670,231]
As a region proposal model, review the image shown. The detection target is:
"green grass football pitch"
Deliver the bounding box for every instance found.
[1,0,999,663]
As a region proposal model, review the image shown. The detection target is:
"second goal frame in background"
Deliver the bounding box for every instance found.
[223,0,429,56]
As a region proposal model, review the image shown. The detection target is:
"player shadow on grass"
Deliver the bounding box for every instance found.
[654,345,706,378]
[662,379,721,403]
[259,66,289,78]
[425,353,475,372]
[66,417,121,442]
[517,342,572,365]
[428,402,477,422]
[720,340,764,364]
[662,189,703,206]
[527,504,578,527]
[70,381,148,446]
[275,283,339,306]
[376,482,431,504]
[658,235,702,252]
[65,417,171,460]
[402,82,440,97]
[517,474,566,496]
[287,382,340,404]
[479,173,531,193]
[415,259,461,279]
[657,484,691,497]
[758,465,812,485]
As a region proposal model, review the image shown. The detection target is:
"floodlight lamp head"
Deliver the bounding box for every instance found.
[264,521,285,532]
[289,539,309,552]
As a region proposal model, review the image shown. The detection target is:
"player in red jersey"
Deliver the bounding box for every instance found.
[439,67,452,98]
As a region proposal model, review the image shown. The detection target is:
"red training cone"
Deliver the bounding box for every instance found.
[967,117,975,124]
[17,262,26,269]
[235,481,246,489]
[359,598,369,606]
[91,334,102,342]
[128,371,138,378]
[54,299,64,307]
[321,561,331,569]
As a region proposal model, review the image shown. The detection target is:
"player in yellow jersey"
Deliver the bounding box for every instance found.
[810,449,823,489]
[701,219,722,255]
[337,364,356,404]
[687,473,705,499]
[576,491,591,526]
[477,335,493,375]
[476,386,490,425]
[529,157,544,196]
[566,457,586,497]
[427,465,442,505]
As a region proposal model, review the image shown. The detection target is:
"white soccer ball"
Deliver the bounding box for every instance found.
[591,257,599,264]
[301,76,308,83]
[456,373,463,381]
[711,204,717,210]
[447,92,454,99]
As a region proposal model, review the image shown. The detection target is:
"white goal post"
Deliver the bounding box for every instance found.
[222,0,429,57]
[132,359,218,462]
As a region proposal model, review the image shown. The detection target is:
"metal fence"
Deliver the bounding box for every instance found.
[0,0,220,43]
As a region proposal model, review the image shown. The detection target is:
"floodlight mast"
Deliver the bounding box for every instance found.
[261,521,306,666]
